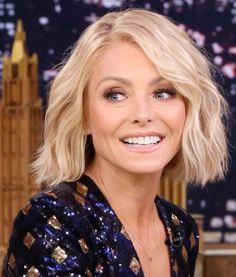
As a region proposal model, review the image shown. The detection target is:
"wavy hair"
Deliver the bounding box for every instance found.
[32,8,229,186]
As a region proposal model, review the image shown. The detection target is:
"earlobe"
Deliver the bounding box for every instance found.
[82,115,91,135]
[86,128,92,135]
[83,126,92,135]
[83,109,91,135]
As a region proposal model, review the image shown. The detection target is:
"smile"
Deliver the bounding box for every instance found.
[122,136,162,145]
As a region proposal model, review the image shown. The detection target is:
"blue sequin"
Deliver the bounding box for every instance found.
[2,175,199,276]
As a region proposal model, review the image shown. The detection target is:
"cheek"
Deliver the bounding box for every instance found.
[88,103,123,135]
[163,102,186,136]
[174,107,186,133]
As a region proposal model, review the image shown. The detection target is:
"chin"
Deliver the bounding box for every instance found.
[120,163,165,176]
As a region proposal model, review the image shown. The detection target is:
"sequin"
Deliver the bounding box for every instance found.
[166,227,172,237]
[74,193,85,206]
[26,266,40,277]
[85,268,93,277]
[77,182,88,198]
[111,247,116,258]
[44,191,57,198]
[173,259,178,273]
[78,239,89,254]
[2,174,199,277]
[51,246,68,263]
[95,263,104,273]
[47,215,62,230]
[190,232,196,249]
[23,232,35,249]
[182,245,188,262]
[120,226,130,240]
[171,213,180,225]
[8,254,15,269]
[129,256,140,275]
[22,201,32,215]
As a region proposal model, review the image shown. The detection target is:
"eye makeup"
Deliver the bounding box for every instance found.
[103,88,126,102]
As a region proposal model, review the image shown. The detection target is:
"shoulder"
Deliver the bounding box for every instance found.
[158,196,199,238]
[157,197,199,275]
[13,181,87,230]
[2,181,94,276]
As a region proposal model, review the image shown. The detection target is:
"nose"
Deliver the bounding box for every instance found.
[129,97,154,125]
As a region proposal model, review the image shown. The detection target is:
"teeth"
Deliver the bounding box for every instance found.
[138,137,144,144]
[123,136,161,145]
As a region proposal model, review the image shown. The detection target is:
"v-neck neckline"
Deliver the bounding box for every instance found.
[79,174,175,277]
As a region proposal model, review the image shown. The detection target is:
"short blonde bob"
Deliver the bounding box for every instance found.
[33,8,229,186]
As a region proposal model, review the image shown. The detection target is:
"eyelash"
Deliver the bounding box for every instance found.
[103,88,176,102]
[154,88,176,99]
[103,89,125,102]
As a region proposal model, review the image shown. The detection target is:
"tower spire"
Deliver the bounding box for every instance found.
[11,20,26,63]
[0,18,43,249]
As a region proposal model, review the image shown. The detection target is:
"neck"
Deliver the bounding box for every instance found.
[86,159,162,232]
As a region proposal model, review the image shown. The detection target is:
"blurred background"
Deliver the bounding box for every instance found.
[0,0,236,276]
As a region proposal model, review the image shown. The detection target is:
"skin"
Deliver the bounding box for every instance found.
[86,41,186,277]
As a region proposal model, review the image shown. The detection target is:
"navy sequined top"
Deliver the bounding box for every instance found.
[2,175,199,277]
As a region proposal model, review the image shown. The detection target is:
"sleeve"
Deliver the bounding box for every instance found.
[186,213,200,277]
[2,193,94,277]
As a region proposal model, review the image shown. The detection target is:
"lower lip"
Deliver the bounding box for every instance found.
[121,139,163,153]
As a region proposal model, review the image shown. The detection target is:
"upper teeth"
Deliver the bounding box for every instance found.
[123,136,161,145]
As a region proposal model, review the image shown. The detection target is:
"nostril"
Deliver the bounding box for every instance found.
[132,118,152,124]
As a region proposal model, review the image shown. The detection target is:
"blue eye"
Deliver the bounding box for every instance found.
[154,88,175,100]
[103,89,126,102]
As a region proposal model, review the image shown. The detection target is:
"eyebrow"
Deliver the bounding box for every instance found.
[96,76,165,89]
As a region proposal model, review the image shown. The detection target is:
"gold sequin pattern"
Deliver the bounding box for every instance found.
[95,263,104,273]
[76,182,88,198]
[85,268,93,277]
[51,246,68,263]
[78,239,89,254]
[182,245,188,262]
[44,191,57,199]
[171,213,180,225]
[26,266,40,277]
[173,259,179,273]
[23,232,35,249]
[8,253,15,269]
[129,256,141,275]
[74,193,85,206]
[121,226,130,240]
[47,215,62,230]
[22,201,32,215]
[190,232,196,249]
[166,227,172,237]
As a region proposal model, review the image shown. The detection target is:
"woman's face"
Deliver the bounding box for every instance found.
[87,41,186,177]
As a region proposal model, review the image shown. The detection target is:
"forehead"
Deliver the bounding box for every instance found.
[89,41,162,87]
[97,40,155,67]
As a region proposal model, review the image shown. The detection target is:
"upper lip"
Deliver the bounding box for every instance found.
[120,132,165,140]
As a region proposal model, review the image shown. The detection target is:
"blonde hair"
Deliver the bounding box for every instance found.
[33,8,229,186]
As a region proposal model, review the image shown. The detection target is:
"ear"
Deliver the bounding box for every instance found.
[83,119,92,135]
[82,123,91,135]
[85,127,92,135]
[82,107,91,135]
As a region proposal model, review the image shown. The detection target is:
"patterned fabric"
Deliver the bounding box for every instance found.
[2,175,199,276]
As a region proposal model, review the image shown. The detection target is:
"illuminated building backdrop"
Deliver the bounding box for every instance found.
[0,0,236,242]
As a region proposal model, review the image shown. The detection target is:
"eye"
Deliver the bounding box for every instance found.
[103,88,127,102]
[153,88,175,100]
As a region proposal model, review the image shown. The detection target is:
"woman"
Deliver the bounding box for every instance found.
[2,8,228,277]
